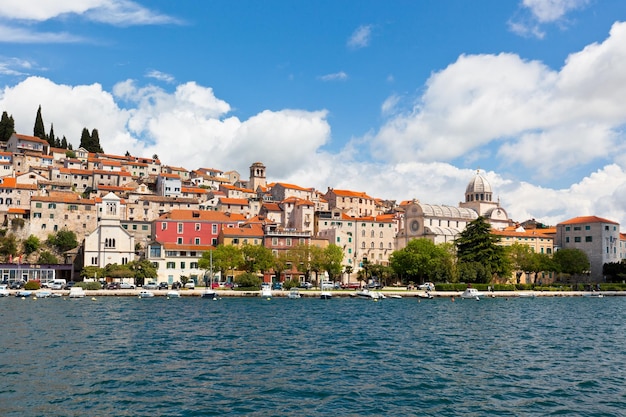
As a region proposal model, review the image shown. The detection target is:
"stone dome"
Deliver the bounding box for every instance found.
[465,173,492,194]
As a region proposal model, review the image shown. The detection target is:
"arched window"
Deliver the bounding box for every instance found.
[361,242,365,249]
[379,242,383,249]
[379,231,383,238]
[361,230,365,237]
[370,230,374,238]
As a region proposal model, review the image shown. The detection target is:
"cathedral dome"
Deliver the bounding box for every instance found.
[465,172,492,194]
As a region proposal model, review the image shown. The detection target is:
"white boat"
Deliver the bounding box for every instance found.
[201,289,218,299]
[416,292,433,299]
[35,290,53,298]
[517,292,536,298]
[320,291,332,300]
[260,283,272,299]
[355,289,385,300]
[0,284,9,297]
[583,292,604,298]
[69,287,86,298]
[461,288,483,300]
[388,294,403,299]
[287,288,301,299]
[16,290,33,297]
[167,290,181,298]
[138,290,155,298]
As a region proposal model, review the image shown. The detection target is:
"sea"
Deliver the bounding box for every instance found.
[0,295,624,417]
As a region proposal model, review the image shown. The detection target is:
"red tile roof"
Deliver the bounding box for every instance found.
[559,216,619,225]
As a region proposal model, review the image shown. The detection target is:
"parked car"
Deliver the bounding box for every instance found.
[10,281,24,289]
[158,282,169,290]
[184,281,195,289]
[64,281,76,290]
[105,282,121,290]
[171,281,182,290]
[211,282,220,289]
[223,282,234,289]
[419,282,435,291]
[299,282,313,289]
[341,282,361,289]
[119,282,136,289]
[272,282,283,290]
[367,282,382,289]
[143,282,159,290]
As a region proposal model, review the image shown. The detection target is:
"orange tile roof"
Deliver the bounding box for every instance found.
[492,230,553,239]
[273,182,312,192]
[8,208,29,214]
[261,202,281,212]
[182,187,208,194]
[159,173,180,179]
[559,215,619,225]
[158,210,241,222]
[16,134,48,144]
[221,224,264,238]
[330,189,373,199]
[31,193,96,204]
[219,198,249,205]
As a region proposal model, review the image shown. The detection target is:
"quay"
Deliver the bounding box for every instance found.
[6,289,626,298]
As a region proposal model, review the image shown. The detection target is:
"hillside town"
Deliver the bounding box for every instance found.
[0,132,623,286]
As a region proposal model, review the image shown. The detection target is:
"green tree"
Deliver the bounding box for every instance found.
[321,244,344,282]
[456,217,511,282]
[288,243,315,283]
[34,105,46,140]
[80,266,105,281]
[23,235,41,255]
[128,259,158,285]
[0,234,18,258]
[47,229,79,252]
[234,272,262,289]
[91,128,103,152]
[48,123,56,147]
[207,245,244,281]
[241,244,274,274]
[61,136,68,149]
[37,251,59,264]
[0,111,15,141]
[105,263,133,279]
[553,248,590,275]
[273,251,291,282]
[389,238,452,284]
[79,127,92,150]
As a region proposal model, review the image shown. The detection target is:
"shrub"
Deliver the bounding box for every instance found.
[234,272,262,289]
[24,280,41,290]
[283,278,300,290]
[76,281,101,290]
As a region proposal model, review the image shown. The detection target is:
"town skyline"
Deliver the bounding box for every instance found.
[1,1,626,227]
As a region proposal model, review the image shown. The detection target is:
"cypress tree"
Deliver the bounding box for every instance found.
[0,111,15,141]
[48,123,56,147]
[91,128,103,153]
[34,105,46,140]
[79,127,91,150]
[61,137,68,149]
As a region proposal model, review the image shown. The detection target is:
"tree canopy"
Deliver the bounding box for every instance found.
[553,248,590,275]
[456,217,511,282]
[34,105,46,141]
[0,111,15,141]
[79,127,104,153]
[390,238,453,283]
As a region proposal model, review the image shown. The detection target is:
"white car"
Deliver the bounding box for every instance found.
[120,282,136,289]
[184,281,195,289]
[419,282,435,291]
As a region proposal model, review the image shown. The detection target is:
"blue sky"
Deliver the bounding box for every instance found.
[2,0,626,226]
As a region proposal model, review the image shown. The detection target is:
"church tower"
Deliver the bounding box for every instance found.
[249,161,267,191]
[459,170,511,230]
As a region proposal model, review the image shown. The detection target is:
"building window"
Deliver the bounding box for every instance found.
[177,223,183,233]
[565,237,570,243]
[585,225,590,230]
[177,237,183,244]
[161,222,167,230]
[33,213,41,218]
[191,262,198,269]
[91,257,98,265]
[585,236,592,242]
[574,237,581,243]
[286,238,292,246]
[48,203,56,209]
[166,262,175,269]
[180,262,186,269]
[142,225,148,230]
[232,238,239,244]
[195,223,201,231]
[565,226,570,231]
[195,238,200,245]
[272,238,278,245]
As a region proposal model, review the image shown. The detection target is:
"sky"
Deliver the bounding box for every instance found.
[1,0,626,227]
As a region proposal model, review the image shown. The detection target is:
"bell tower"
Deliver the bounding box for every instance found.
[249,161,267,191]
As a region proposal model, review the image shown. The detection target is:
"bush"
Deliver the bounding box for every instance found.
[24,280,41,290]
[234,272,262,289]
[76,281,101,290]
[282,278,300,290]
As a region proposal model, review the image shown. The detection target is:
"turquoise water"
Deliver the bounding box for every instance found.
[1,296,624,416]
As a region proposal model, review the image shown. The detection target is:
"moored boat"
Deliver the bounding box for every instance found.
[287,288,301,299]
[461,288,483,300]
[355,289,385,300]
[320,291,332,300]
[167,290,181,298]
[138,290,155,298]
[69,287,86,298]
[0,284,9,297]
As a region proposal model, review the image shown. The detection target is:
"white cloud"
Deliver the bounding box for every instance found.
[0,24,83,43]
[381,94,400,116]
[318,71,348,82]
[365,21,626,184]
[347,25,372,49]
[522,0,590,23]
[0,0,179,25]
[145,70,175,84]
[0,57,36,75]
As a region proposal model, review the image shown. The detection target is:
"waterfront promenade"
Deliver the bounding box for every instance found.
[7,288,626,298]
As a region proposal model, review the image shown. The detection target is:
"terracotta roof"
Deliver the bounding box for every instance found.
[559,216,619,225]
[31,193,96,205]
[261,202,281,212]
[159,173,180,179]
[219,198,249,205]
[8,208,29,214]
[158,210,241,222]
[221,223,264,238]
[182,187,208,194]
[15,134,48,144]
[273,182,312,192]
[492,230,553,239]
[330,189,373,199]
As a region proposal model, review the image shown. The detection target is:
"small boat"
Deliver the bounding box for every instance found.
[320,291,332,300]
[167,290,181,298]
[355,289,385,300]
[583,292,604,298]
[69,287,86,298]
[35,291,53,298]
[260,283,272,299]
[461,288,483,300]
[287,288,301,299]
[16,290,33,298]
[517,292,536,298]
[389,294,403,299]
[138,290,155,298]
[416,292,433,299]
[201,289,218,300]
[0,284,9,297]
